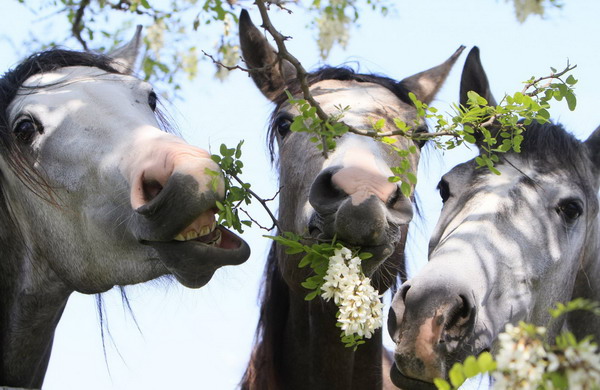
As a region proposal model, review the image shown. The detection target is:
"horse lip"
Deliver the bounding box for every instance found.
[390,364,438,390]
[142,226,251,288]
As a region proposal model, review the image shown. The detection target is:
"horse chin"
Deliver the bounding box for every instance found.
[390,364,438,390]
[357,241,397,275]
[308,214,402,275]
[144,226,250,288]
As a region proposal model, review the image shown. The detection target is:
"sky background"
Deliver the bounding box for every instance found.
[1,1,600,389]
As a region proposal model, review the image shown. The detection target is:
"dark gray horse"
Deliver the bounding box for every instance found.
[0,29,249,388]
[238,10,464,390]
[388,47,600,389]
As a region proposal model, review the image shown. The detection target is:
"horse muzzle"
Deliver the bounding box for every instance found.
[130,172,250,288]
[307,165,410,272]
[388,278,479,385]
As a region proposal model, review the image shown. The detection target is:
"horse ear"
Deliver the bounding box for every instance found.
[459,46,497,107]
[398,45,465,104]
[584,125,600,172]
[459,47,502,149]
[108,25,143,75]
[239,10,296,101]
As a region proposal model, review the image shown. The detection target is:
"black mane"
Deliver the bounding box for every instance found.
[514,121,584,168]
[267,66,413,159]
[0,49,121,169]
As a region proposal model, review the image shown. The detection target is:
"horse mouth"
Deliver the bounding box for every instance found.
[308,213,401,275]
[142,212,250,288]
[390,364,438,390]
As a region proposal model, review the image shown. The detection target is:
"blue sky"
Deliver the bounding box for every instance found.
[1,1,600,389]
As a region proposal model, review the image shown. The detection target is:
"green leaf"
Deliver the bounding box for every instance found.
[301,280,318,289]
[298,254,312,268]
[305,289,319,301]
[358,252,373,260]
[400,182,411,198]
[477,352,497,372]
[373,118,386,131]
[565,92,577,111]
[448,363,465,388]
[464,134,476,144]
[406,172,418,185]
[565,74,577,85]
[433,378,452,390]
[463,356,479,378]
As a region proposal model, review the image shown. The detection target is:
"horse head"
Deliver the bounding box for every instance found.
[388,47,600,388]
[0,28,249,387]
[239,9,463,290]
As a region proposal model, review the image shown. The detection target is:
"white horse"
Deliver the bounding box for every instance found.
[0,28,249,388]
[388,47,600,389]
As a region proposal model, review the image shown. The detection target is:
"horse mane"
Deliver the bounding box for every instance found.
[266,66,413,161]
[513,121,585,169]
[240,243,288,390]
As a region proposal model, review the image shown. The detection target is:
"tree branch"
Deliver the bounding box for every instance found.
[522,63,577,96]
[202,50,251,72]
[229,172,282,232]
[72,0,90,51]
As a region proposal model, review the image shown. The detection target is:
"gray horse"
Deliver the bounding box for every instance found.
[238,9,464,390]
[388,47,600,389]
[0,29,249,388]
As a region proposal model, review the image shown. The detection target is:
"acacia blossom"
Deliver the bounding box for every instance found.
[492,323,600,389]
[321,247,384,339]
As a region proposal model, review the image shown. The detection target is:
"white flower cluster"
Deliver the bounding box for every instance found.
[493,323,600,389]
[321,247,384,339]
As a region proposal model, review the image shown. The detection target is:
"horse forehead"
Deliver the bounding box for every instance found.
[9,66,144,119]
[310,79,409,114]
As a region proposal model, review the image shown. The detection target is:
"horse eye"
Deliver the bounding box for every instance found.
[274,116,292,138]
[557,200,582,222]
[437,179,450,203]
[148,91,158,111]
[13,118,41,143]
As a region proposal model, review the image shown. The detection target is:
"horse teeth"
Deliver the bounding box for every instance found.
[213,229,222,247]
[186,230,199,240]
[174,234,186,241]
[199,225,211,237]
[211,221,217,232]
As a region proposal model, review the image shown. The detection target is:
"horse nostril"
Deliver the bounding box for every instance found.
[400,283,411,303]
[143,179,163,203]
[386,186,400,207]
[444,294,475,334]
[309,166,346,214]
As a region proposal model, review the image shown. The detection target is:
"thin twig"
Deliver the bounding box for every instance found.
[229,172,282,232]
[240,208,276,231]
[521,63,577,96]
[202,50,251,72]
[265,0,294,13]
[255,0,371,157]
[71,0,90,51]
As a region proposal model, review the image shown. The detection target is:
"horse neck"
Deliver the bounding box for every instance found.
[243,244,387,390]
[0,198,71,388]
[567,214,600,342]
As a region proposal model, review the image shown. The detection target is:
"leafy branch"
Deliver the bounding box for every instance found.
[434,298,600,390]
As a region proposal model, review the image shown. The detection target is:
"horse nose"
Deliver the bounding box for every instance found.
[391,279,476,381]
[332,166,398,206]
[124,133,224,241]
[308,166,348,215]
[309,166,402,212]
[388,282,411,341]
[129,138,223,211]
